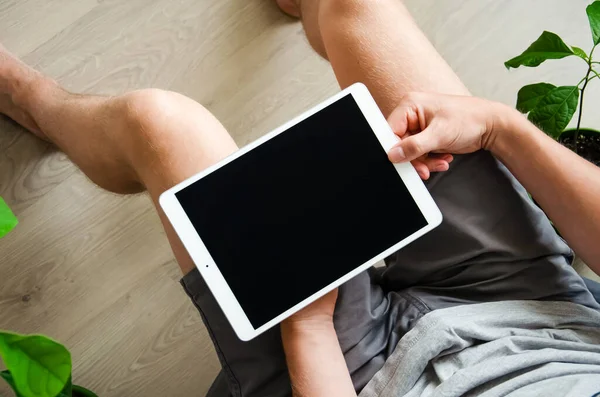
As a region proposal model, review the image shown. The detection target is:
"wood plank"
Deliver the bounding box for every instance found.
[0,0,98,57]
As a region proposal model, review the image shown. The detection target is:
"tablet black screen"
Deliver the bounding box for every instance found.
[176,94,427,329]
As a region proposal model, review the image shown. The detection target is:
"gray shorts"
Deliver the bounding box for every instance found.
[180,151,599,397]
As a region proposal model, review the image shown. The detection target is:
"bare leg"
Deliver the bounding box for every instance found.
[2,45,297,397]
[0,47,237,276]
[286,0,469,115]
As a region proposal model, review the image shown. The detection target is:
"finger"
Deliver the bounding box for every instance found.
[434,153,454,164]
[422,157,450,173]
[387,96,424,138]
[433,161,450,172]
[387,106,410,138]
[411,160,430,180]
[422,153,453,168]
[388,125,444,163]
[419,153,453,164]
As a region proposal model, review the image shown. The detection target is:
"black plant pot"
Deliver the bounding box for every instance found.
[559,128,600,166]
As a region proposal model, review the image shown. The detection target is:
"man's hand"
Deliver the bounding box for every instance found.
[386,92,513,169]
[385,92,600,275]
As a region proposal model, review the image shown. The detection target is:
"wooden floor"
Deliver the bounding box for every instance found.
[1,0,598,395]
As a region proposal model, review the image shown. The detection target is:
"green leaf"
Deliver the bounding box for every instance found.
[0,197,18,238]
[0,331,72,397]
[1,370,25,397]
[57,376,72,397]
[528,86,580,138]
[516,83,556,113]
[572,46,588,59]
[72,385,98,397]
[587,1,600,45]
[505,31,574,69]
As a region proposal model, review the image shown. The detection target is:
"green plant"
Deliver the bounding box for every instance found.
[0,196,18,239]
[0,331,97,397]
[0,203,96,396]
[505,1,600,151]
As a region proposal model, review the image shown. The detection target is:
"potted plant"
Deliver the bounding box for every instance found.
[0,197,97,397]
[505,0,600,165]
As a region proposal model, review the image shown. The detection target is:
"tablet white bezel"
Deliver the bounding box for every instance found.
[159,83,442,341]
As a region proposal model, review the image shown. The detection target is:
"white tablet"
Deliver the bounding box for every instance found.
[160,83,442,341]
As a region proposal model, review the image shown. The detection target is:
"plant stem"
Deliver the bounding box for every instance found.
[574,44,598,153]
[576,74,590,153]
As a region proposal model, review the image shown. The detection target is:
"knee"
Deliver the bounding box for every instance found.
[111,88,210,170]
[302,0,377,58]
[115,89,181,146]
[104,88,198,190]
[107,88,236,192]
[319,0,378,20]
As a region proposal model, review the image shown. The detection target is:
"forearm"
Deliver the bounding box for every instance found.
[490,107,600,272]
[281,321,356,397]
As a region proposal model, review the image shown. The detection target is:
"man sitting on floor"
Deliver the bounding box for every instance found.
[1,0,600,395]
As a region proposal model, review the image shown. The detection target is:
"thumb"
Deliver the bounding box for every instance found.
[388,127,442,163]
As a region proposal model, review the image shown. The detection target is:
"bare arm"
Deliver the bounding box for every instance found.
[281,321,356,397]
[490,110,600,272]
[280,290,357,397]
[386,92,600,274]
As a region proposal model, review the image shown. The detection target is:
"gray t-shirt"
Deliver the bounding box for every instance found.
[359,301,600,397]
